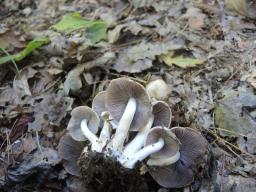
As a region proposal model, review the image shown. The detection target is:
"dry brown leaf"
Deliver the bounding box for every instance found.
[180,7,206,31]
[241,67,256,89]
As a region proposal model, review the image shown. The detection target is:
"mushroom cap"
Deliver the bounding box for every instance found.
[147,127,209,188]
[145,126,180,162]
[106,78,152,131]
[146,79,169,100]
[92,91,118,129]
[92,91,107,116]
[152,101,172,128]
[67,106,100,141]
[148,160,194,188]
[170,127,209,168]
[58,134,86,176]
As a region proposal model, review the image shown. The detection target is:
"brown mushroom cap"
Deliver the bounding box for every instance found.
[92,91,106,116]
[58,134,86,176]
[145,126,180,161]
[148,160,194,188]
[67,106,100,141]
[170,127,209,168]
[152,101,172,128]
[106,78,152,131]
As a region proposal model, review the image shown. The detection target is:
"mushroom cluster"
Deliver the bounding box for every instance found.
[59,78,209,190]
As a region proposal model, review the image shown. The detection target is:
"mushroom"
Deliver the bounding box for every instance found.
[92,91,117,129]
[58,134,86,176]
[67,106,104,152]
[145,127,181,166]
[147,127,209,188]
[124,126,180,169]
[148,161,194,188]
[97,111,112,150]
[106,78,151,150]
[67,106,100,142]
[63,77,210,190]
[152,101,172,128]
[146,79,170,101]
[92,91,107,117]
[123,101,171,158]
[170,127,209,168]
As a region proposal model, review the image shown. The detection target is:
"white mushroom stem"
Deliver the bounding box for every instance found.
[111,97,136,150]
[147,151,181,166]
[98,112,112,150]
[81,119,101,152]
[123,116,154,157]
[123,138,164,169]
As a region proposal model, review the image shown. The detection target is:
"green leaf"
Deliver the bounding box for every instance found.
[160,51,204,68]
[52,12,92,33]
[51,12,108,43]
[0,37,50,65]
[86,22,107,43]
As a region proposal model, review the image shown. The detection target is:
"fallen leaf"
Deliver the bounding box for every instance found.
[108,24,125,44]
[64,52,115,94]
[180,7,207,31]
[86,21,107,43]
[241,66,256,89]
[237,133,256,154]
[225,0,256,18]
[215,91,256,137]
[130,0,173,11]
[160,51,204,68]
[0,30,25,51]
[28,92,74,131]
[6,148,60,185]
[52,12,92,33]
[219,175,256,192]
[52,12,108,43]
[114,41,183,73]
[13,67,38,98]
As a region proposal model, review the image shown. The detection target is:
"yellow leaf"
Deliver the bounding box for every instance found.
[160,52,204,68]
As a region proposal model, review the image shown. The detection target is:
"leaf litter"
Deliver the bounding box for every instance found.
[0,0,256,191]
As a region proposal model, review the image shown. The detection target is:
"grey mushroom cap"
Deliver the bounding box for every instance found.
[145,126,180,160]
[148,127,209,188]
[152,101,172,128]
[148,160,194,188]
[92,91,118,128]
[170,127,209,168]
[106,78,152,131]
[92,91,107,116]
[67,106,100,141]
[58,134,86,176]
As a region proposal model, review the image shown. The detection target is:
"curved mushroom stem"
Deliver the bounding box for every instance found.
[123,138,164,169]
[111,97,136,150]
[147,151,180,166]
[123,116,154,157]
[81,120,101,152]
[98,112,112,150]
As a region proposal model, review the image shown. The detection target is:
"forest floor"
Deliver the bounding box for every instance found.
[0,0,256,191]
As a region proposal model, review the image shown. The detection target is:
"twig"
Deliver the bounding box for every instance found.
[35,129,42,153]
[205,128,254,158]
